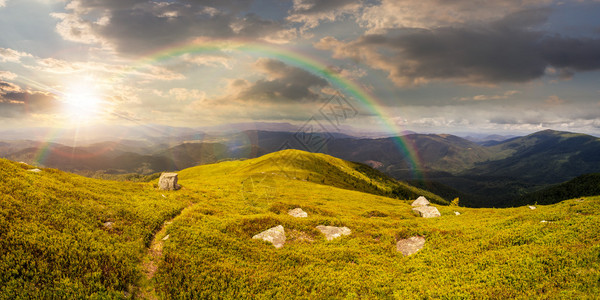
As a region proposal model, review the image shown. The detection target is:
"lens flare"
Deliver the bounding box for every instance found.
[61,82,103,123]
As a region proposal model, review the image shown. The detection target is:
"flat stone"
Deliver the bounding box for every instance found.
[396,236,426,256]
[528,206,536,210]
[159,173,180,191]
[288,208,308,218]
[27,168,42,173]
[103,221,114,229]
[454,211,461,216]
[162,234,170,241]
[411,196,430,207]
[252,225,286,248]
[316,225,351,241]
[412,206,441,218]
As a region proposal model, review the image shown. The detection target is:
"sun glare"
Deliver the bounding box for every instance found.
[61,82,104,124]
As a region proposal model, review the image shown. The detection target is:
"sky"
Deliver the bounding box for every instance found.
[1,0,600,136]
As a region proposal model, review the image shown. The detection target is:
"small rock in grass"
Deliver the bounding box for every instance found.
[412,206,441,218]
[316,225,351,241]
[528,206,536,210]
[162,234,170,241]
[411,196,430,207]
[27,168,42,173]
[396,236,426,256]
[288,208,308,218]
[540,220,547,223]
[253,225,286,248]
[103,221,114,229]
[454,211,461,216]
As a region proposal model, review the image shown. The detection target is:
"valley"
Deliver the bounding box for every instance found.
[3,128,600,207]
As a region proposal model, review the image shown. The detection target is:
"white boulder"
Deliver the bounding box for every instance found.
[396,236,426,256]
[252,225,286,248]
[412,206,441,218]
[411,196,430,207]
[288,208,308,218]
[316,225,351,241]
[159,173,180,191]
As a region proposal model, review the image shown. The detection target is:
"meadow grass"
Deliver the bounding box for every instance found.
[0,159,194,298]
[1,150,599,299]
[152,150,600,299]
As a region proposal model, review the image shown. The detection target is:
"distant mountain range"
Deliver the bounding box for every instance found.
[2,128,599,207]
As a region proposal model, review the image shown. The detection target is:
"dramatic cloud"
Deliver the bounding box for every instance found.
[359,0,553,32]
[317,8,600,86]
[236,58,329,102]
[0,81,59,118]
[54,0,292,55]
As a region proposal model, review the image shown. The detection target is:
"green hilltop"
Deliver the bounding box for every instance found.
[1,150,600,298]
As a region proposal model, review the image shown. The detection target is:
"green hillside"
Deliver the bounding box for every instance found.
[2,150,600,298]
[0,159,195,298]
[514,173,600,206]
[469,130,600,184]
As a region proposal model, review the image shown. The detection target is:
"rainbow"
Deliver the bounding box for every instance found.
[124,39,424,178]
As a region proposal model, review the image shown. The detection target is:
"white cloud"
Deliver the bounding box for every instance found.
[0,71,17,80]
[0,48,32,62]
[181,53,231,69]
[287,0,362,32]
[50,11,107,45]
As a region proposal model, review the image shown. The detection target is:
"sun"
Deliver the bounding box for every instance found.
[61,82,104,123]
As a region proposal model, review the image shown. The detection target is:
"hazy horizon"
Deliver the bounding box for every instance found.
[1,0,600,137]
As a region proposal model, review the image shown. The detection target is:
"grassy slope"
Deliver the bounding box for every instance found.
[514,173,600,206]
[154,150,600,298]
[2,150,600,298]
[0,159,195,298]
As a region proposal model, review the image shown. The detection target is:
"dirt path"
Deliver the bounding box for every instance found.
[137,218,173,299]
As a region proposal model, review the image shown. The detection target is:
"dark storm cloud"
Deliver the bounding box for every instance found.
[318,7,600,85]
[62,0,289,55]
[76,0,252,12]
[540,37,600,72]
[237,58,329,102]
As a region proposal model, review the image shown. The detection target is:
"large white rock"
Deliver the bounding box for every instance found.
[288,208,308,218]
[316,225,351,241]
[412,206,441,218]
[159,173,180,191]
[252,225,286,248]
[411,196,430,207]
[396,236,426,256]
